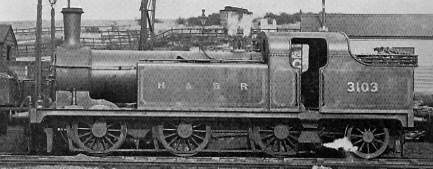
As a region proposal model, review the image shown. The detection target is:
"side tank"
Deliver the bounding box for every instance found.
[55,48,262,103]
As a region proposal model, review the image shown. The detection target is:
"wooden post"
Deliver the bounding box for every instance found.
[139,0,149,50]
[34,0,43,107]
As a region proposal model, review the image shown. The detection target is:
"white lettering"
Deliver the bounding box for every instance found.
[347,81,379,93]
[186,82,193,90]
[213,83,221,90]
[361,82,369,92]
[157,82,166,89]
[347,82,355,92]
[240,83,248,91]
[370,82,379,92]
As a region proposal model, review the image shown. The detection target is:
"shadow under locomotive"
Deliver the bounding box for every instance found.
[8,6,418,159]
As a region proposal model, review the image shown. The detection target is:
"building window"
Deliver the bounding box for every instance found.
[6,45,11,60]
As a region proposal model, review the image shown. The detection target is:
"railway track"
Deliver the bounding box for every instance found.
[0,155,433,169]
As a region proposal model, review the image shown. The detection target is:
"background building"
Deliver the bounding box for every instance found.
[301,14,433,94]
[219,6,253,36]
[0,25,17,62]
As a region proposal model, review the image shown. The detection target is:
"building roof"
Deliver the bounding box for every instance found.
[220,6,252,15]
[301,14,433,38]
[0,24,15,44]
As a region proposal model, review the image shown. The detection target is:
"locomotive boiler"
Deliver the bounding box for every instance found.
[25,7,418,159]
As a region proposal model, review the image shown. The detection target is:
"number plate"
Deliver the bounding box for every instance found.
[347,82,378,93]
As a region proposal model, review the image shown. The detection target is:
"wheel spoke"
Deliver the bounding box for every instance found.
[367,143,370,153]
[190,136,200,146]
[77,128,91,131]
[279,140,284,152]
[287,134,298,141]
[351,134,363,138]
[193,130,207,133]
[356,128,364,134]
[82,136,93,144]
[79,132,92,138]
[107,129,121,132]
[260,130,274,133]
[266,137,276,145]
[186,139,194,150]
[262,134,274,140]
[107,133,118,140]
[192,124,203,128]
[164,133,177,139]
[359,142,365,151]
[353,138,363,145]
[374,132,385,137]
[371,142,378,151]
[285,138,295,148]
[104,137,114,146]
[90,139,97,149]
[101,138,107,150]
[168,136,179,145]
[374,139,385,145]
[192,134,204,141]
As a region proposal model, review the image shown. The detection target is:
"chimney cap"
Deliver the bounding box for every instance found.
[61,7,84,14]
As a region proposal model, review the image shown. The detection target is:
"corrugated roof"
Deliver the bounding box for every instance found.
[0,24,13,43]
[301,14,433,37]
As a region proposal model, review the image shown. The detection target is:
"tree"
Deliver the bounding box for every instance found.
[260,12,306,25]
[175,17,186,25]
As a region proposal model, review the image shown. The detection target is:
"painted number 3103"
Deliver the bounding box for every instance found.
[347,82,379,93]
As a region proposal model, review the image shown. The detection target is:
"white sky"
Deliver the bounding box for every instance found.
[0,0,433,21]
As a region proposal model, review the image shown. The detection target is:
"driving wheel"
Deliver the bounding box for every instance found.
[157,121,211,156]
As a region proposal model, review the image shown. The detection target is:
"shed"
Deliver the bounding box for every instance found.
[301,14,433,94]
[0,24,17,62]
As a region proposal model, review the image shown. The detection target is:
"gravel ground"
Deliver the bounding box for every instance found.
[404,142,433,158]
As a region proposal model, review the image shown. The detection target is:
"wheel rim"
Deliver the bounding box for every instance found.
[157,121,211,156]
[71,119,127,153]
[347,125,389,159]
[252,124,300,156]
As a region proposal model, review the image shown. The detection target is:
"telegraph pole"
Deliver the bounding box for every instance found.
[35,0,43,108]
[139,0,156,50]
[139,0,149,50]
[49,0,57,62]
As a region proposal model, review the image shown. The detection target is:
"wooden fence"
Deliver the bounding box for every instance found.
[15,27,299,56]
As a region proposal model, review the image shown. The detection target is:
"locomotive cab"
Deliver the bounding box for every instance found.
[291,38,328,109]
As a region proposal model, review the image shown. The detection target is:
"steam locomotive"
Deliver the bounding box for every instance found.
[0,7,418,159]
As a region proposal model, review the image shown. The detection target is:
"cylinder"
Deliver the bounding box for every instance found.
[62,8,83,48]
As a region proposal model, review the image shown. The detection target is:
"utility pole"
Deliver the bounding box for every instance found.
[49,0,57,62]
[139,0,156,50]
[35,0,43,108]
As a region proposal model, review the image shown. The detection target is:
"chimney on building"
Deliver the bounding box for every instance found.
[61,7,83,48]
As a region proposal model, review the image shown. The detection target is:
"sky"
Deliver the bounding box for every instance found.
[0,0,433,21]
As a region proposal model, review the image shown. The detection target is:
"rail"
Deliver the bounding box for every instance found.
[0,155,432,169]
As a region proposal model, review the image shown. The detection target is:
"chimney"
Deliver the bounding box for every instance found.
[61,7,83,48]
